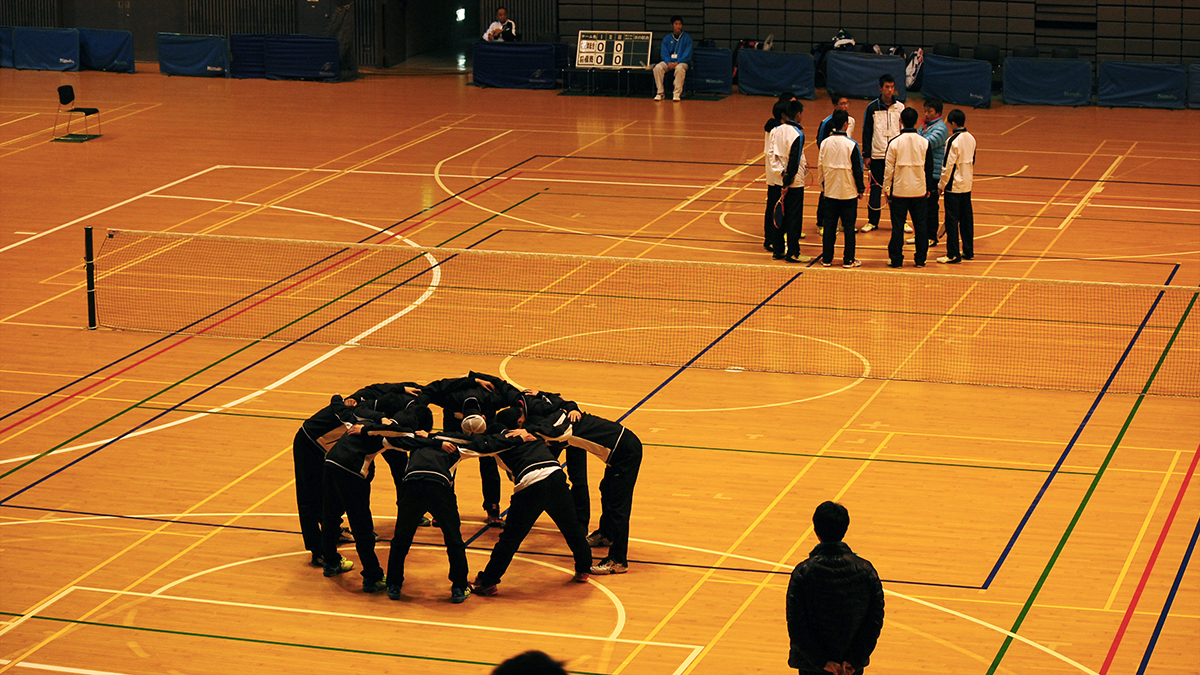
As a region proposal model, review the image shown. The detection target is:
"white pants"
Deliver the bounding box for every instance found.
[653,62,688,96]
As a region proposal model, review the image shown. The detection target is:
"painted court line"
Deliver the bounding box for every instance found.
[1099,441,1200,674]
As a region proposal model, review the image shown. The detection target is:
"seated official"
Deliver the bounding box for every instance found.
[653,15,692,101]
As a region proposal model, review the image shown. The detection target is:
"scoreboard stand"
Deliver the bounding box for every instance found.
[568,30,655,96]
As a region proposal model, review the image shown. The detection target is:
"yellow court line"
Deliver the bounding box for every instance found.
[520,154,766,314]
[610,385,890,674]
[999,116,1036,136]
[536,120,639,172]
[0,380,125,446]
[968,143,1136,338]
[0,448,295,672]
[0,102,151,148]
[1103,448,1184,610]
[679,434,891,674]
[890,619,1021,674]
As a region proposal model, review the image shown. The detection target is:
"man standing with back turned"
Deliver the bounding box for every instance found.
[653,16,692,102]
[787,501,884,675]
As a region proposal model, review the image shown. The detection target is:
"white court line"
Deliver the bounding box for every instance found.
[0,166,225,254]
[0,660,130,675]
[146,548,628,643]
[0,190,441,465]
[0,512,1099,674]
[15,585,699,674]
[500,325,870,413]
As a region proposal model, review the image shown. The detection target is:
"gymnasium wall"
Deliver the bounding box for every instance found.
[555,0,1200,62]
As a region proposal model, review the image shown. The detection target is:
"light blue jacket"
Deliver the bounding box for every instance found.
[921,117,949,181]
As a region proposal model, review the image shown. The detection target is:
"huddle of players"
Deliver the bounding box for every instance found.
[292,372,643,604]
[762,74,978,268]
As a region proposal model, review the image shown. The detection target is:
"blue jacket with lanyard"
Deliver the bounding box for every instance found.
[661,31,693,65]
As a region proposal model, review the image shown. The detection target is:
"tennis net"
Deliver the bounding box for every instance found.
[91,229,1199,397]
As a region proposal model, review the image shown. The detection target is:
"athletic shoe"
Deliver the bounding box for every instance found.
[472,574,499,596]
[387,584,403,600]
[451,586,472,604]
[859,224,876,232]
[937,256,961,264]
[654,93,664,101]
[817,226,824,236]
[963,255,974,260]
[673,94,681,102]
[904,224,913,233]
[322,557,354,577]
[419,516,432,527]
[586,530,613,547]
[309,554,324,568]
[929,239,938,246]
[905,236,916,244]
[338,527,353,544]
[915,262,926,268]
[772,253,784,260]
[799,231,806,239]
[363,576,387,593]
[762,241,772,251]
[843,259,862,268]
[887,261,903,269]
[572,572,590,583]
[784,254,812,263]
[486,514,505,528]
[820,260,833,267]
[590,558,628,575]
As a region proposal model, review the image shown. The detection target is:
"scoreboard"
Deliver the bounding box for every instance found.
[576,31,653,69]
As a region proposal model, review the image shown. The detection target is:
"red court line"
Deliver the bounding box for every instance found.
[0,177,513,438]
[1099,442,1200,674]
[0,247,373,437]
[384,174,517,238]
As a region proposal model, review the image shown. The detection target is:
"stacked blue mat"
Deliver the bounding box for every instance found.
[737,49,815,98]
[1,27,133,73]
[824,51,906,101]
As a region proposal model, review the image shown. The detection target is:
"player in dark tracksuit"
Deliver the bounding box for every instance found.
[293,394,358,567]
[522,401,643,575]
[419,372,521,526]
[518,389,591,531]
[349,382,423,501]
[320,406,433,592]
[448,408,592,596]
[360,418,473,603]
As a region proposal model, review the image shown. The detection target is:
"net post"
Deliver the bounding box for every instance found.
[84,226,97,330]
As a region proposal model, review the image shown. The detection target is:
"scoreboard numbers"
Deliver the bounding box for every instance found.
[576,31,652,69]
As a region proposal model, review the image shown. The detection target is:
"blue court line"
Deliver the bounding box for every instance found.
[1138,512,1200,674]
[0,255,458,505]
[617,268,808,424]
[465,264,811,546]
[980,263,1180,589]
[0,159,533,424]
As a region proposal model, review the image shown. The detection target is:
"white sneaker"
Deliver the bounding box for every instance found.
[859,224,876,232]
[904,224,913,233]
[654,93,663,101]
[843,259,862,268]
[905,236,915,244]
[673,94,681,102]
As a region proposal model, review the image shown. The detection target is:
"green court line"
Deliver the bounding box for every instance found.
[0,611,604,674]
[435,191,542,248]
[645,443,1096,476]
[2,197,532,483]
[986,291,1197,674]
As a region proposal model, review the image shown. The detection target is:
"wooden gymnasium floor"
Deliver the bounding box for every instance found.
[1,64,1198,675]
